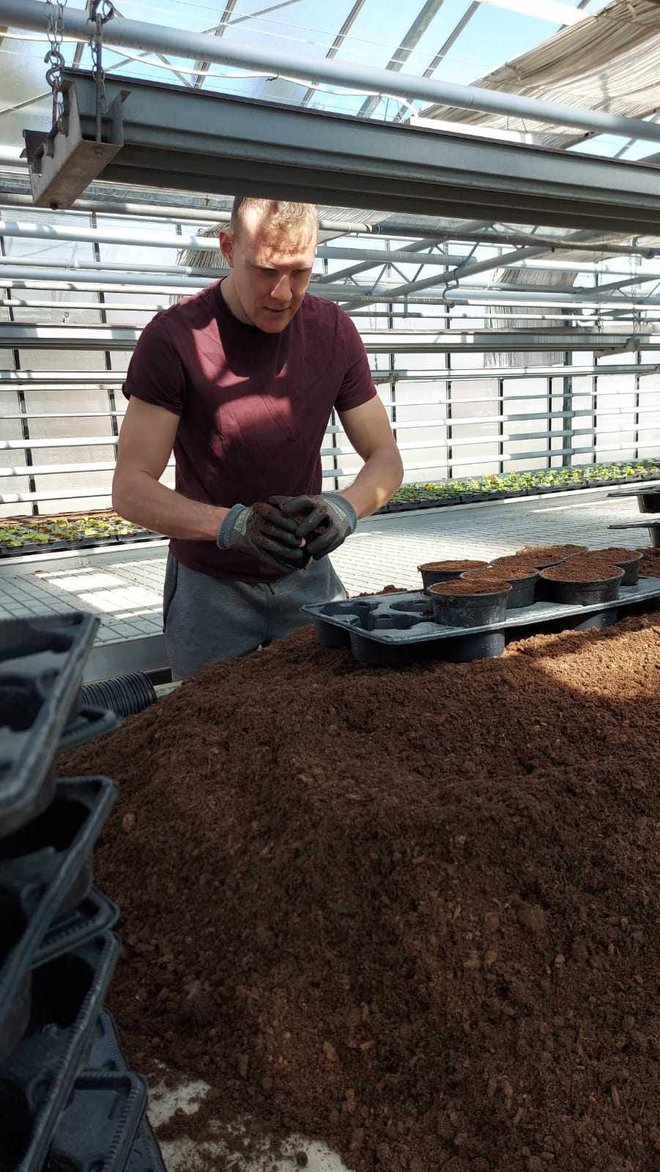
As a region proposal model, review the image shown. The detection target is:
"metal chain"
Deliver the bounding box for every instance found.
[44,0,67,132]
[89,0,115,142]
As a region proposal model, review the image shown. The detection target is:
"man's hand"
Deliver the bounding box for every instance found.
[218,502,307,572]
[269,493,357,559]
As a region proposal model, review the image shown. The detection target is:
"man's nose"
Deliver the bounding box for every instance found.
[271,274,292,303]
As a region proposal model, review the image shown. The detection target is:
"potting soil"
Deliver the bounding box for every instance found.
[428,579,511,596]
[638,546,660,577]
[62,609,659,1172]
[517,545,587,563]
[541,561,621,582]
[418,560,487,572]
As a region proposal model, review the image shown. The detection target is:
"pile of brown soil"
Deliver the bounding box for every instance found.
[63,615,659,1172]
[517,545,587,565]
[428,578,511,596]
[541,561,622,583]
[418,560,487,572]
[638,546,660,577]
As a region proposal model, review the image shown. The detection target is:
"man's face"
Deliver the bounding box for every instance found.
[220,214,317,333]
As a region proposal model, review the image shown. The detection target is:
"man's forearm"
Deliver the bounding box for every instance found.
[113,472,229,541]
[340,445,403,519]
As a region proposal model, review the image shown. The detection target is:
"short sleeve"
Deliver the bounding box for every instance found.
[122,313,187,416]
[334,310,377,414]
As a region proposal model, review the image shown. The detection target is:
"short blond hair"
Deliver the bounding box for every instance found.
[230,197,318,237]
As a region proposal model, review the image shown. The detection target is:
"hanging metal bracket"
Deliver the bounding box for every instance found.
[22,79,124,209]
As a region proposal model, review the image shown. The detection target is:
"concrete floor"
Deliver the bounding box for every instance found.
[149,1074,352,1171]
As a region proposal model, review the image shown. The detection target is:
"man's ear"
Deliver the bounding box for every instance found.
[219,229,235,267]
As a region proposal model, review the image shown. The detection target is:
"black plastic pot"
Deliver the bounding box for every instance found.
[428,582,511,628]
[80,673,157,719]
[539,567,624,606]
[438,630,506,662]
[464,569,539,610]
[0,933,119,1172]
[44,1071,148,1172]
[419,560,488,589]
[582,551,643,586]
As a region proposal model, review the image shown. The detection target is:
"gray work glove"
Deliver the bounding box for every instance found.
[217,501,306,573]
[269,493,358,559]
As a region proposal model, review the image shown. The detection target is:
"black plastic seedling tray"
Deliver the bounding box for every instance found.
[304,576,660,666]
[83,1013,166,1172]
[123,1117,166,1172]
[0,932,119,1172]
[85,1010,127,1074]
[0,777,116,1063]
[44,1071,148,1172]
[0,613,99,840]
[59,705,122,752]
[36,889,120,968]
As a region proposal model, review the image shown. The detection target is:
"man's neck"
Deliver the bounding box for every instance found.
[218,274,252,325]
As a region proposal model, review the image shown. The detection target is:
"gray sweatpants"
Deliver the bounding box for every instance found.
[163,552,347,679]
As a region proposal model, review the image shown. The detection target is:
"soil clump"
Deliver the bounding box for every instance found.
[638,546,660,576]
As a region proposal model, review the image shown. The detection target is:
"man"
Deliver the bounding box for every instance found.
[113,197,403,678]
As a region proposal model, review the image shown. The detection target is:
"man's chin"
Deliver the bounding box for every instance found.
[257,308,294,332]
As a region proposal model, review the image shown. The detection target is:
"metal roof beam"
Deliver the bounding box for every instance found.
[23,73,660,238]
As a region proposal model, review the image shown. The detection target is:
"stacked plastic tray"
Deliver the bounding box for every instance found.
[0,613,165,1172]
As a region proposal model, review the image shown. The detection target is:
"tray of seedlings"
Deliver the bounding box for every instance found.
[0,613,100,841]
[305,544,660,665]
[0,778,116,1064]
[0,932,119,1172]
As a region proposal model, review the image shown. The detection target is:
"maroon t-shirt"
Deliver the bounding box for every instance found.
[122,281,376,581]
